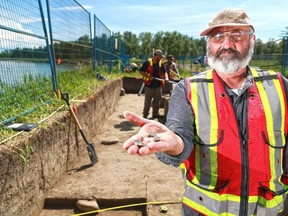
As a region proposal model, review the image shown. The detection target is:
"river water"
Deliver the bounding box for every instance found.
[0,60,75,86]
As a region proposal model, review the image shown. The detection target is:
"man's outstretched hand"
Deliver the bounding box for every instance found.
[122,111,184,156]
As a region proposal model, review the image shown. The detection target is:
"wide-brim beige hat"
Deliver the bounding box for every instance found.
[200,8,254,36]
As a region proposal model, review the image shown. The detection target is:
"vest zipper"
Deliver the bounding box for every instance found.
[226,83,249,216]
[239,139,249,216]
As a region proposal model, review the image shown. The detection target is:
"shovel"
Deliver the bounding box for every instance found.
[61,91,98,166]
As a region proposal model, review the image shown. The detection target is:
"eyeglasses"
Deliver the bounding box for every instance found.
[208,31,253,44]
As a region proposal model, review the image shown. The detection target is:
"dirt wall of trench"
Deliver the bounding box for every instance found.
[0,78,122,216]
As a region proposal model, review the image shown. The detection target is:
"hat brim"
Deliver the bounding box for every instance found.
[200,23,254,36]
[155,53,165,58]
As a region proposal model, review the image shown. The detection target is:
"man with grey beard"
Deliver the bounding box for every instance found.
[122,8,288,216]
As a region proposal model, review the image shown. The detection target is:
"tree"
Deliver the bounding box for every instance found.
[254,39,264,54]
[152,31,165,52]
[163,31,186,57]
[138,32,153,58]
[76,34,90,45]
[122,31,139,57]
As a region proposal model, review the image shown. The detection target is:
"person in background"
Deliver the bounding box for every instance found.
[165,55,180,79]
[165,55,180,93]
[140,49,168,119]
[123,8,288,216]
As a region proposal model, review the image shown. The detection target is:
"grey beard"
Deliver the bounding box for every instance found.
[207,39,254,75]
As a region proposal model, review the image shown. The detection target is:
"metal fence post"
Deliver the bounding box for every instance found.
[282,37,288,75]
[88,12,93,72]
[39,0,55,92]
[92,15,97,72]
[46,0,58,93]
[109,32,114,73]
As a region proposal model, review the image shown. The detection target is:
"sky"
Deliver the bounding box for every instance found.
[76,0,288,43]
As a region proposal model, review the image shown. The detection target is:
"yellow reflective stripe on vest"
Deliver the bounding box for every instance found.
[148,58,153,66]
[183,197,234,216]
[148,58,162,67]
[190,70,218,189]
[183,180,241,215]
[183,179,285,215]
[207,70,218,189]
[190,76,199,185]
[251,68,286,194]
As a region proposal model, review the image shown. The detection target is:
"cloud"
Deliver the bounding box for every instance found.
[0,17,46,49]
[80,5,94,10]
[77,0,288,42]
[54,6,84,11]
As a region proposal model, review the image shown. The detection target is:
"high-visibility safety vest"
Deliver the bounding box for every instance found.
[181,68,288,215]
[143,58,164,86]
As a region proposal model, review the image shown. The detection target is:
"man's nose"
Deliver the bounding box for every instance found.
[221,35,234,48]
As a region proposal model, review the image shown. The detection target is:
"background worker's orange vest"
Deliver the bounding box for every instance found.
[143,58,164,86]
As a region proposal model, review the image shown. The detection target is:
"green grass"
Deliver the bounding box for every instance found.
[250,59,288,76]
[0,65,122,143]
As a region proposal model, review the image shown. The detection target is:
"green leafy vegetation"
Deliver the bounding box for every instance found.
[117,31,287,59]
[0,66,121,143]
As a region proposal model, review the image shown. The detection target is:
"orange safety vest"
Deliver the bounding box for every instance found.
[181,68,288,215]
[143,58,164,86]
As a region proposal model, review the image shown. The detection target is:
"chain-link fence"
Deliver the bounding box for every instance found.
[0,0,126,127]
[0,0,53,125]
[46,0,93,92]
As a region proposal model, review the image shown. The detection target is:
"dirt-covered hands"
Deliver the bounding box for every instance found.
[122,111,184,156]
